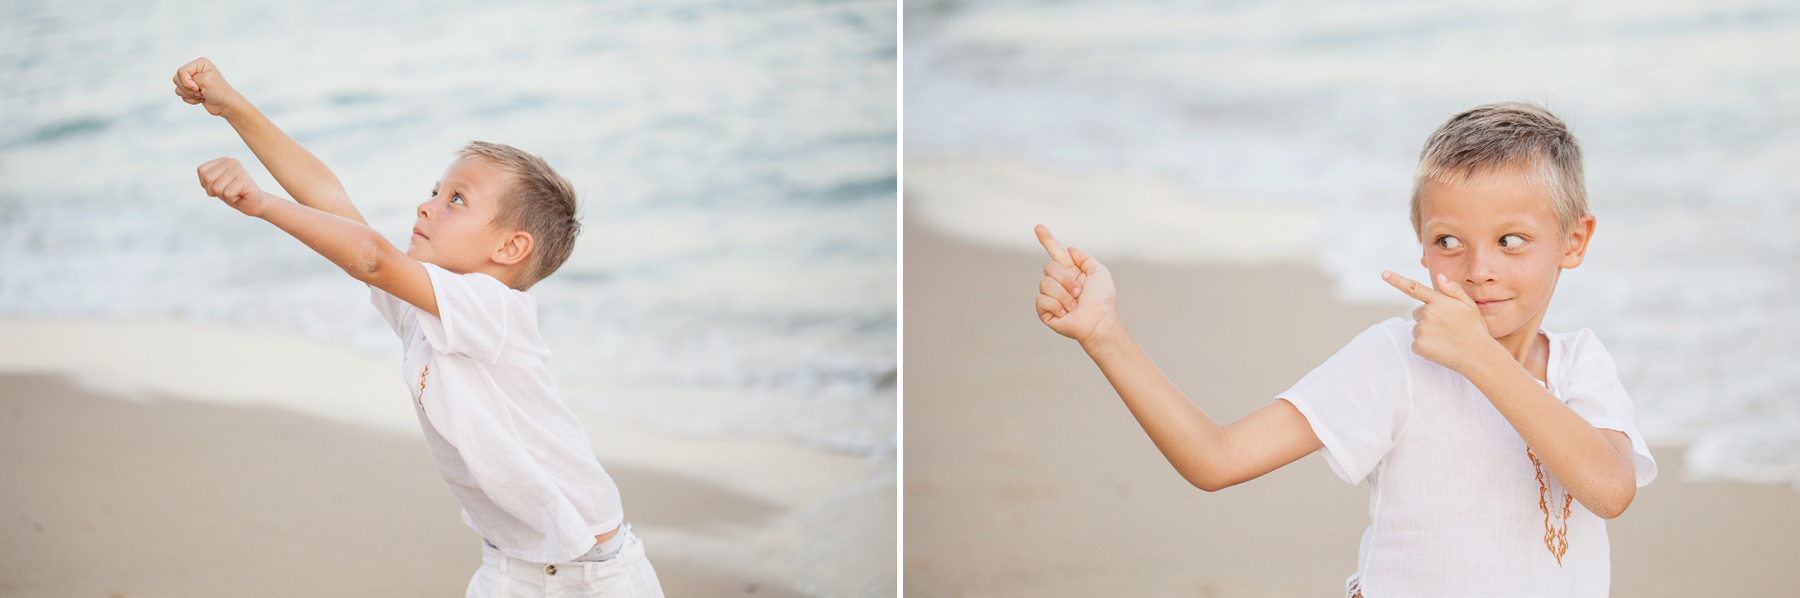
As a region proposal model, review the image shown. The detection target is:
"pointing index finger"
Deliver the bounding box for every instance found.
[1034,224,1076,270]
[1382,270,1444,304]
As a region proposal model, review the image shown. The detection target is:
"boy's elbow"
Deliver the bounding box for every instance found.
[1604,487,1636,520]
[1590,482,1636,520]
[1592,502,1627,520]
[1192,479,1229,493]
[1180,466,1238,493]
[347,229,392,282]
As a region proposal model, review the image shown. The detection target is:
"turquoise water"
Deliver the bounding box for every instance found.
[0,0,897,455]
[908,0,1800,486]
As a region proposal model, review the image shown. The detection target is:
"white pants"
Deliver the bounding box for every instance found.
[466,525,664,598]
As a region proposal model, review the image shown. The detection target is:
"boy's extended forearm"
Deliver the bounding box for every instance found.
[218,100,368,226]
[1462,353,1638,517]
[1080,323,1234,489]
[253,191,388,281]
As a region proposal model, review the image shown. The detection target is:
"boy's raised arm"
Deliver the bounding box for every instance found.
[195,157,438,317]
[1034,225,1324,491]
[174,58,369,227]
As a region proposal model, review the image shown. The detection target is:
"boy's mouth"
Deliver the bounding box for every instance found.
[412,227,427,240]
[1474,299,1509,310]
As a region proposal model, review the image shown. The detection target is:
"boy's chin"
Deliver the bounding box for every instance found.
[1483,316,1534,340]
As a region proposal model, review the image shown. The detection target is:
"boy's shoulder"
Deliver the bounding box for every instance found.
[423,262,534,304]
[412,262,544,362]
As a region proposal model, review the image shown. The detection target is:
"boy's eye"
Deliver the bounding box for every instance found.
[451,194,464,205]
[1499,234,1525,248]
[1436,235,1463,249]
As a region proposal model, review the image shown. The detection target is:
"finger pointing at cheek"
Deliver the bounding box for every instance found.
[1382,270,1442,304]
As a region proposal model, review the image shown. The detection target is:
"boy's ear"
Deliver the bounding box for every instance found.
[1559,214,1597,269]
[493,230,534,267]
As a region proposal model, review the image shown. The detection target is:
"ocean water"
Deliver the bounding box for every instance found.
[907,0,1800,486]
[0,0,897,455]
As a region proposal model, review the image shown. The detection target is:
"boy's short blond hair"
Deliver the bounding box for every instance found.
[457,141,580,290]
[1411,101,1587,235]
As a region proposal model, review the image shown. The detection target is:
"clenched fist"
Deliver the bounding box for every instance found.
[196,157,269,217]
[172,57,243,117]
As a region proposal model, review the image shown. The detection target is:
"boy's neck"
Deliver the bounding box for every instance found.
[1494,307,1553,382]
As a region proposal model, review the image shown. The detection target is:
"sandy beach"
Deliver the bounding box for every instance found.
[902,218,1800,597]
[0,323,894,597]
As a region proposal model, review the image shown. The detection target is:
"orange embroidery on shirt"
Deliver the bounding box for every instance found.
[1528,447,1572,565]
[416,365,430,412]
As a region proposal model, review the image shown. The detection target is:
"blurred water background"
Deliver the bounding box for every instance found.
[907,0,1800,487]
[0,0,896,455]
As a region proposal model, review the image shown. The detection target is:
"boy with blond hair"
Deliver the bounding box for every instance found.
[1034,102,1656,597]
[174,57,664,597]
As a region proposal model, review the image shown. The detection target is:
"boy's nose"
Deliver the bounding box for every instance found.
[1464,247,1501,284]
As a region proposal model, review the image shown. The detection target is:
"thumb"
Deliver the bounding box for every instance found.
[1432,273,1477,307]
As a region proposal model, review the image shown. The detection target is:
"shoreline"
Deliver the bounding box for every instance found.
[0,316,889,507]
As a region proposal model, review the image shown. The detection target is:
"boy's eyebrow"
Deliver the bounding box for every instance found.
[449,182,472,201]
[1421,215,1550,230]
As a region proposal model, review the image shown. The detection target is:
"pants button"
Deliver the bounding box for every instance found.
[545,564,556,575]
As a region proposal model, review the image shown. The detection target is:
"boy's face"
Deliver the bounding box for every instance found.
[407,156,514,272]
[1415,163,1592,343]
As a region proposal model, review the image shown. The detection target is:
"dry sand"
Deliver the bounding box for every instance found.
[0,317,895,598]
[902,219,1800,597]
[0,373,816,597]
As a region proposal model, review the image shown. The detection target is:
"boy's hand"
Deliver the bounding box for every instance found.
[1035,225,1118,346]
[197,157,269,218]
[173,58,243,117]
[1383,270,1502,372]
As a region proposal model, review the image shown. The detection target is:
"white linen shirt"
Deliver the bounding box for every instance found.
[1280,318,1656,598]
[370,263,623,564]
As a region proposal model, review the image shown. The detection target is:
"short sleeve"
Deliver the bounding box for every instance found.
[1278,318,1414,485]
[369,284,418,339]
[1558,330,1659,487]
[414,263,514,364]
